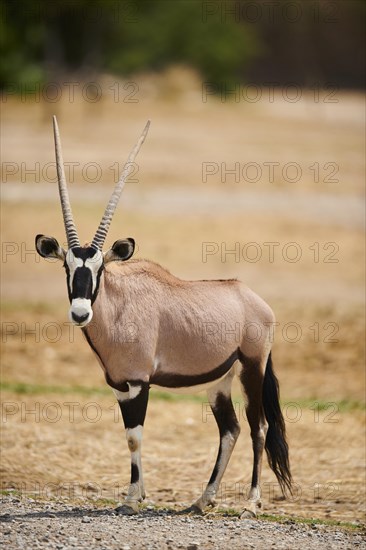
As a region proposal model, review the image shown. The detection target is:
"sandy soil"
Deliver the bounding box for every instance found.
[1,79,365,547]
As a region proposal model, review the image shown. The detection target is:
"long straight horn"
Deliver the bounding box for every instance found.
[91,120,150,250]
[53,116,80,249]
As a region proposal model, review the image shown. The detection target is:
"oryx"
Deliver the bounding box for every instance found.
[35,117,292,517]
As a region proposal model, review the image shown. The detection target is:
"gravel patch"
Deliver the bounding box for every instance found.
[0,497,364,550]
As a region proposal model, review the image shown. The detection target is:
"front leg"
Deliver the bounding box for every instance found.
[113,381,149,515]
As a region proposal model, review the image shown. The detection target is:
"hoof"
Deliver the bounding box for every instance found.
[115,504,138,516]
[178,505,204,516]
[240,508,257,519]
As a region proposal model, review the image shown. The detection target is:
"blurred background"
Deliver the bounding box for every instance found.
[1,0,365,89]
[1,0,365,523]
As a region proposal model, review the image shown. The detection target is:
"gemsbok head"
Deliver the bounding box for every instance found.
[36,117,149,328]
[36,117,292,518]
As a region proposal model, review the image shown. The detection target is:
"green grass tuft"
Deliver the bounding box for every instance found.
[0,381,109,396]
[259,513,363,530]
[1,382,365,412]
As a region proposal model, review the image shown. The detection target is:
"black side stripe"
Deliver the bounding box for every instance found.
[150,349,239,388]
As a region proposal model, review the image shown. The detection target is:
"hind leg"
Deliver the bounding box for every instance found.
[239,352,268,518]
[184,370,240,514]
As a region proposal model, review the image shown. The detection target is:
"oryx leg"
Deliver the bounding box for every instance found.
[238,353,268,518]
[114,381,149,515]
[186,370,240,514]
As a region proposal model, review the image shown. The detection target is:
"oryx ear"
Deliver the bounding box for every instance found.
[35,234,66,261]
[104,238,135,264]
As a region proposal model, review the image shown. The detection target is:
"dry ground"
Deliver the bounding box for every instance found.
[1,74,365,531]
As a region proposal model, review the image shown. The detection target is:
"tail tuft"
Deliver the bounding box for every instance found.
[263,352,292,496]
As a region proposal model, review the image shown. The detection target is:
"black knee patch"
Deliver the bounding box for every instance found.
[212,392,240,437]
[118,382,149,429]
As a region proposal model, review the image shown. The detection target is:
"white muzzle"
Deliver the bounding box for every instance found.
[69,298,93,327]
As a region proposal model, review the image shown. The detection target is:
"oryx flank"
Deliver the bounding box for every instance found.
[35,117,292,517]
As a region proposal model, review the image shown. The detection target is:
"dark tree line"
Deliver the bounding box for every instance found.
[1,0,364,91]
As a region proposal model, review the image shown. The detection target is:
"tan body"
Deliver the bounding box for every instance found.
[88,259,275,389]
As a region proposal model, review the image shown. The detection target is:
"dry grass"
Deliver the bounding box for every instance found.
[1,390,365,522]
[1,77,365,522]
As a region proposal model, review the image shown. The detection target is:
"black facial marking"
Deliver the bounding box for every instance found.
[65,247,104,304]
[150,349,239,388]
[72,247,100,260]
[118,382,149,429]
[64,261,72,302]
[93,265,103,303]
[72,266,93,299]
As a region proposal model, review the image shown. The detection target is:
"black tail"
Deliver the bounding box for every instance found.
[262,352,292,496]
